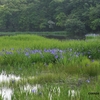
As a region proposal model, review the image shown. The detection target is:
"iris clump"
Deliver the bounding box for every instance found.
[0,46,100,78]
[0,47,99,69]
[0,48,66,65]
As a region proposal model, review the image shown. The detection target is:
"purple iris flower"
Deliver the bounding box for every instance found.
[25,52,29,56]
[86,79,90,83]
[6,51,12,54]
[55,55,58,59]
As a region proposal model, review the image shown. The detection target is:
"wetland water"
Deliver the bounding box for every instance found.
[0,71,80,100]
[0,71,41,100]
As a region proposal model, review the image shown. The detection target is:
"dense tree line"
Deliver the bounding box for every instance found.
[0,0,100,35]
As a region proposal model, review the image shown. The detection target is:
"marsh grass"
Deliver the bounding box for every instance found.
[0,34,100,100]
[7,81,100,100]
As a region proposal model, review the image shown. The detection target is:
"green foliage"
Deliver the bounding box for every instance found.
[89,4,100,31]
[0,35,100,77]
[85,34,100,39]
[56,12,66,27]
[0,0,100,33]
[80,57,100,77]
[0,34,100,100]
[90,18,100,30]
[65,19,86,36]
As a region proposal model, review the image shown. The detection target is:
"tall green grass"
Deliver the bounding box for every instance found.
[0,34,100,77]
[0,34,100,100]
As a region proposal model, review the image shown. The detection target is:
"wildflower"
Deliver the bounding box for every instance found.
[0,71,20,83]
[31,89,37,93]
[51,50,56,55]
[31,84,41,94]
[53,87,56,93]
[55,55,58,59]
[68,90,76,97]
[58,49,61,52]
[86,79,90,83]
[25,52,29,56]
[48,92,52,100]
[69,48,72,51]
[91,59,94,62]
[76,54,79,57]
[88,51,91,54]
[57,87,60,96]
[68,89,80,99]
[89,55,91,58]
[6,51,12,55]
[10,48,14,50]
[0,87,13,100]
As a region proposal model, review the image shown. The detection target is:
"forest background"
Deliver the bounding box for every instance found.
[0,0,100,36]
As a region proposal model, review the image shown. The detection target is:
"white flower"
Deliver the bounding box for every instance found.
[0,71,20,83]
[57,87,60,96]
[0,87,13,100]
[48,92,52,100]
[68,89,80,99]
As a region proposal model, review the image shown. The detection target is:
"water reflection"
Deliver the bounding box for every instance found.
[0,71,41,100]
[0,71,20,83]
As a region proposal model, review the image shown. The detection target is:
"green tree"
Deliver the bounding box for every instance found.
[89,4,100,31]
[0,5,11,31]
[0,0,100,32]
[55,12,66,28]
[65,19,86,37]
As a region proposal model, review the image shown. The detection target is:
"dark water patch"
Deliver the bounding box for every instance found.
[42,35,67,40]
[0,33,85,40]
[0,34,15,37]
[42,35,85,40]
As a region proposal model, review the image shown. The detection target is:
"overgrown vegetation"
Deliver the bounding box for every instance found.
[0,34,100,100]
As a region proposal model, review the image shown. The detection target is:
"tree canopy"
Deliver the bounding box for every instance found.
[0,0,100,35]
